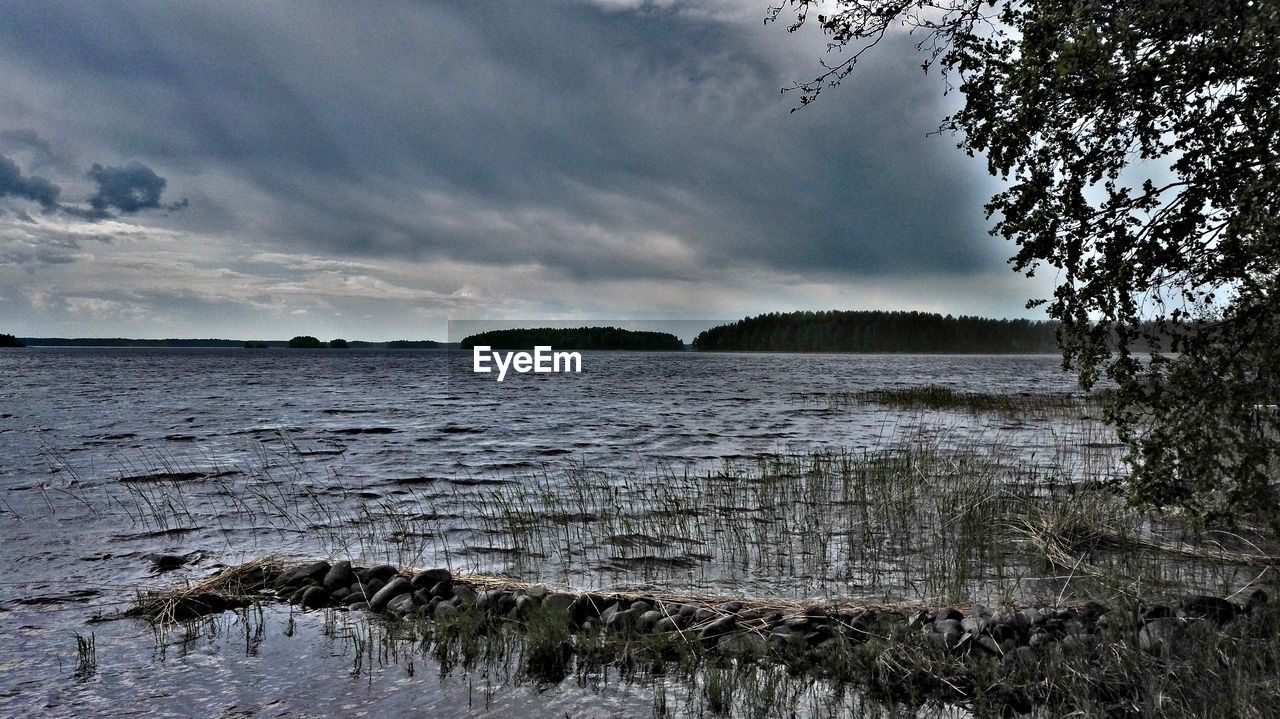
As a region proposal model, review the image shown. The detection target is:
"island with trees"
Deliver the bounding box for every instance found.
[17,337,450,349]
[459,326,684,351]
[691,311,1059,353]
[0,333,24,348]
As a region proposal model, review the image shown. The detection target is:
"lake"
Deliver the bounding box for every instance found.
[0,348,1113,716]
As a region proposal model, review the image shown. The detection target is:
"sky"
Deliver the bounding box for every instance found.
[0,0,1055,342]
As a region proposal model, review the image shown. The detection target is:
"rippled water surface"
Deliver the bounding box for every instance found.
[0,348,1106,716]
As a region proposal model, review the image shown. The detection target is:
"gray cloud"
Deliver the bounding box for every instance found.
[0,0,1039,338]
[0,155,60,211]
[0,129,61,170]
[87,161,184,214]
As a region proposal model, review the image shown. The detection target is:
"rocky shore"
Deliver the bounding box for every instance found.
[142,558,1272,666]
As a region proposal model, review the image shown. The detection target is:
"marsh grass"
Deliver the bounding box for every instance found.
[461,435,1271,606]
[82,422,1275,610]
[72,631,96,680]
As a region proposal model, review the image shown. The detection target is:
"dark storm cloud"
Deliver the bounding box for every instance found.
[0,129,61,170]
[0,1,1002,282]
[0,155,60,211]
[87,161,181,214]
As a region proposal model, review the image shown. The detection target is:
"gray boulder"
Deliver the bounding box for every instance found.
[368,577,412,613]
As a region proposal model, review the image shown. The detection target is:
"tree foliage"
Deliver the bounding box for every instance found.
[770,0,1280,527]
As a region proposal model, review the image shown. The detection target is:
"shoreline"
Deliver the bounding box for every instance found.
[125,557,1278,715]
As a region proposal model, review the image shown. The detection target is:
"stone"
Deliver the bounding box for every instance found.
[567,594,598,626]
[976,636,1002,657]
[412,568,452,590]
[1181,595,1239,625]
[605,607,639,633]
[424,575,450,598]
[386,593,416,617]
[992,607,1026,627]
[477,589,505,612]
[365,578,386,595]
[347,601,369,612]
[368,577,412,613]
[1028,630,1053,649]
[322,561,354,590]
[805,626,834,646]
[700,615,738,643]
[331,587,351,602]
[907,610,929,628]
[452,584,477,604]
[1059,634,1094,654]
[1019,607,1045,626]
[654,617,680,633]
[718,601,744,614]
[434,600,458,619]
[934,608,963,623]
[935,619,962,647]
[1002,645,1037,670]
[344,590,370,605]
[693,607,716,623]
[275,561,331,590]
[359,564,400,585]
[514,595,538,619]
[300,585,330,609]
[637,610,664,632]
[990,619,1024,643]
[543,592,575,614]
[719,633,766,656]
[783,616,811,631]
[412,589,432,605]
[148,553,189,572]
[846,616,870,642]
[1138,617,1180,655]
[961,616,987,636]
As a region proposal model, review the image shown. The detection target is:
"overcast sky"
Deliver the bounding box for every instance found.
[0,0,1054,341]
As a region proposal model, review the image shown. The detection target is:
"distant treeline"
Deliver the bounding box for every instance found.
[691,311,1061,353]
[0,333,24,347]
[19,337,452,349]
[459,326,685,351]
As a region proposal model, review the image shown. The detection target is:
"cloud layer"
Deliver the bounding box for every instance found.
[0,0,1041,339]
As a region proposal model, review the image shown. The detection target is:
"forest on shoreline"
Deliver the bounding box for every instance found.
[459,326,684,351]
[692,311,1060,353]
